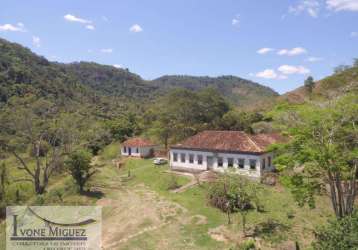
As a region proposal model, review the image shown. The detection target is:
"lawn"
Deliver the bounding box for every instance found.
[119,158,334,249]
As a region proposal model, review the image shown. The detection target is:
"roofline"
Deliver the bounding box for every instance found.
[122,144,158,147]
[170,146,267,156]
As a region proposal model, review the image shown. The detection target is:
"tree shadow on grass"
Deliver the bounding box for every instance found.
[253,219,290,244]
[80,190,105,199]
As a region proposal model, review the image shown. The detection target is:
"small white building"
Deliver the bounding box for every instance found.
[169,131,284,179]
[121,137,157,158]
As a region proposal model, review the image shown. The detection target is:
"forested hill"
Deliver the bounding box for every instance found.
[151,75,278,106]
[60,62,158,99]
[0,38,277,107]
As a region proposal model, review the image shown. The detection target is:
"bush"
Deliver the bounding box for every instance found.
[167,175,180,190]
[313,210,358,249]
[65,149,96,192]
[239,239,255,250]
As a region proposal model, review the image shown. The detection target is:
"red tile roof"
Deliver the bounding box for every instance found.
[122,137,156,147]
[171,131,285,154]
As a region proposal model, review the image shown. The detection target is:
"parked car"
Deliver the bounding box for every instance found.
[153,157,167,165]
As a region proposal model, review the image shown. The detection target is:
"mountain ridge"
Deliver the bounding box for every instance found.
[0,37,278,107]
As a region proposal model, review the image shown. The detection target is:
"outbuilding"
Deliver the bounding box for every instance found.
[121,137,157,158]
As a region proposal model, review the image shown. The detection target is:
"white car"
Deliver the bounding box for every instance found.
[153,158,167,165]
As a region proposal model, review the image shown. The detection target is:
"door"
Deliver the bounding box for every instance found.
[207,156,214,170]
[128,147,132,156]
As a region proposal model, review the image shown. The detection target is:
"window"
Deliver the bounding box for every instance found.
[217,157,223,167]
[189,154,194,164]
[238,159,245,169]
[173,153,178,162]
[249,159,257,170]
[228,158,234,168]
[136,147,139,153]
[180,153,186,163]
[197,155,203,165]
[123,146,127,153]
[262,158,266,169]
[268,156,272,167]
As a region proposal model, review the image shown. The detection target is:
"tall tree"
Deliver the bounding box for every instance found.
[0,95,82,194]
[273,94,358,218]
[304,76,315,93]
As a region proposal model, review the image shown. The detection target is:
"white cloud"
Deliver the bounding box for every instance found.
[257,48,274,54]
[0,23,25,32]
[277,47,307,56]
[256,69,278,79]
[85,24,95,30]
[350,31,358,37]
[100,48,113,53]
[129,24,143,33]
[232,15,240,27]
[278,65,310,74]
[64,14,91,24]
[289,0,320,17]
[113,64,122,68]
[306,56,323,62]
[32,36,41,47]
[255,69,288,80]
[326,0,358,11]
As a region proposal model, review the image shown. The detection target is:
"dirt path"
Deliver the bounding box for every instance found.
[96,180,196,249]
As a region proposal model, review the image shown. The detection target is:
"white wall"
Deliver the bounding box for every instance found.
[121,146,155,158]
[170,149,275,178]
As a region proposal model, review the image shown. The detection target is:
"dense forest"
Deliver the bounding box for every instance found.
[0,37,357,249]
[0,38,278,107]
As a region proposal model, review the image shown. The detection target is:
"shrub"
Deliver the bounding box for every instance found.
[239,239,255,250]
[313,210,358,250]
[167,175,180,190]
[65,149,96,192]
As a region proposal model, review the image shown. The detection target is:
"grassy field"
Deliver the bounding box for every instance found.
[0,142,334,249]
[117,158,333,249]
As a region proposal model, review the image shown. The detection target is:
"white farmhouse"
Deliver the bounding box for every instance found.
[121,137,157,158]
[169,131,284,179]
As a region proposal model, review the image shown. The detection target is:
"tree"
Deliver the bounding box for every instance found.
[145,88,230,148]
[0,96,82,194]
[273,94,358,218]
[0,162,9,202]
[313,210,358,250]
[207,174,262,235]
[105,114,139,142]
[220,110,264,132]
[304,76,315,93]
[65,149,96,193]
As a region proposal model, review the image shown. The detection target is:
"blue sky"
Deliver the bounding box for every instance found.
[1,0,358,93]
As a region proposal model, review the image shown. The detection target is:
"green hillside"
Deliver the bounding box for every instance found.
[151,75,278,106]
[0,38,277,107]
[279,65,358,104]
